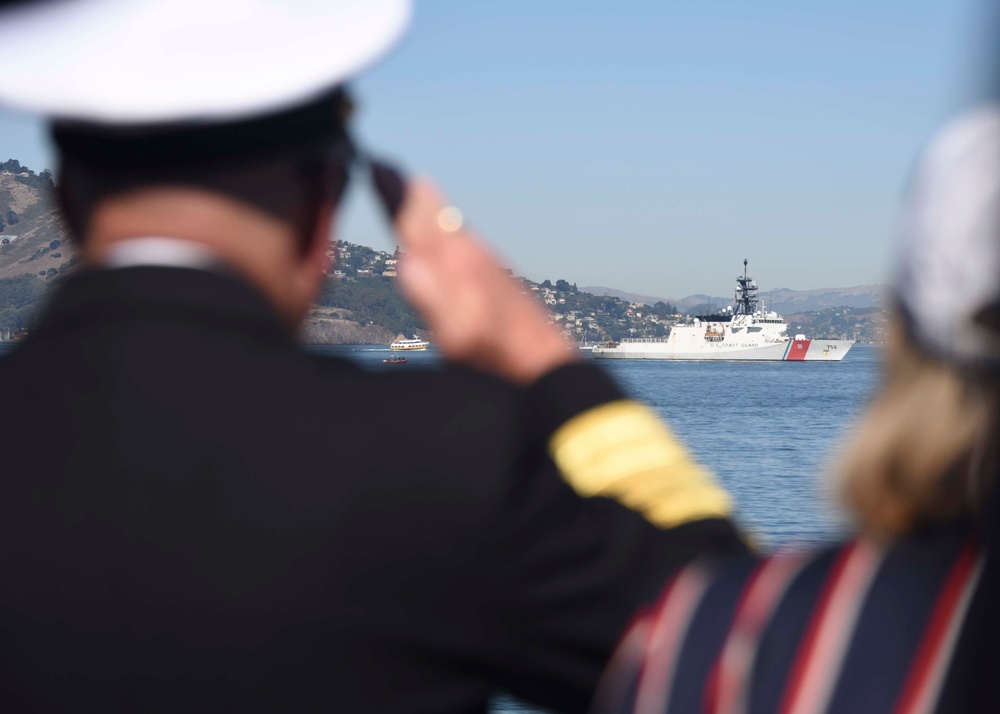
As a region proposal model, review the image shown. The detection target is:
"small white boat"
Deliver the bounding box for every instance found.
[578,326,597,351]
[390,335,429,351]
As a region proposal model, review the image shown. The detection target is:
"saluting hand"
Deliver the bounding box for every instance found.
[394,180,577,385]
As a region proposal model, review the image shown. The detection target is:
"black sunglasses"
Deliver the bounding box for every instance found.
[325,144,407,225]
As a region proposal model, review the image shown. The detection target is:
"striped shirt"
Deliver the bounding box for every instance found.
[594,524,986,714]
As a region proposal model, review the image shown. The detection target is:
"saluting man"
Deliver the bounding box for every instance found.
[0,1,745,712]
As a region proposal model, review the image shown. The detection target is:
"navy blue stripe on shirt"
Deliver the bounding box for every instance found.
[748,548,840,714]
[828,529,967,714]
[666,556,758,714]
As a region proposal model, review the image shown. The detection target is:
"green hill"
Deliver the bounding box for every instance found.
[0,163,77,334]
[0,164,420,343]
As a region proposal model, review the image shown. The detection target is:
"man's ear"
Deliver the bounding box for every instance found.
[55,166,87,243]
[287,200,335,326]
[303,200,334,276]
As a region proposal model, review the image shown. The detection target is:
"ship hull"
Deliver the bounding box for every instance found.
[592,338,854,362]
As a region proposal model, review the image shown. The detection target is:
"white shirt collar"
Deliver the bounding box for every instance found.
[102,237,222,272]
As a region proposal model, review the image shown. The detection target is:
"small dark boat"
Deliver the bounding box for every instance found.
[383,355,408,365]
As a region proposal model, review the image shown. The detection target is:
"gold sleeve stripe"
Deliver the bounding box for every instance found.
[548,400,731,528]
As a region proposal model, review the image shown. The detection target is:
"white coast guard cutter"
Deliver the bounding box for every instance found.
[591,261,854,362]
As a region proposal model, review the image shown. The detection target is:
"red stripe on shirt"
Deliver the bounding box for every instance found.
[634,565,713,714]
[893,537,980,714]
[778,540,882,714]
[706,553,810,714]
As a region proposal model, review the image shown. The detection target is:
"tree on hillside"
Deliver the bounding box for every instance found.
[0,274,46,310]
[2,160,56,190]
[0,308,18,331]
[343,253,366,271]
[649,301,677,317]
[316,276,423,337]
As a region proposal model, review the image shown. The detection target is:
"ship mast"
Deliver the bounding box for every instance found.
[733,258,759,316]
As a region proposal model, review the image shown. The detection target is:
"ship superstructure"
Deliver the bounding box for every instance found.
[389,336,429,351]
[591,261,853,362]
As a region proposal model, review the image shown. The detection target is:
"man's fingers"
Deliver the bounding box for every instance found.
[390,174,580,382]
[395,180,454,256]
[394,179,505,279]
[398,253,449,318]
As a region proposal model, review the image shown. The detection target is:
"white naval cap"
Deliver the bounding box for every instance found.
[0,0,411,124]
[893,104,1000,366]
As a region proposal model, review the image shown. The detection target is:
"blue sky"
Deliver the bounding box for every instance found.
[0,0,987,299]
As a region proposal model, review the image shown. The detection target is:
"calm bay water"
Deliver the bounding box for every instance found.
[308,343,881,547]
[603,345,881,546]
[0,341,881,714]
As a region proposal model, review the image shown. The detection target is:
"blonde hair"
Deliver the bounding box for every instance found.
[840,323,999,538]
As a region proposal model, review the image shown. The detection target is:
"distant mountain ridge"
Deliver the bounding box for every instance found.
[581,283,888,313]
[579,286,674,307]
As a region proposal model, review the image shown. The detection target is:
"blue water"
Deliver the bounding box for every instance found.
[0,341,882,713]
[306,344,881,547]
[606,347,881,547]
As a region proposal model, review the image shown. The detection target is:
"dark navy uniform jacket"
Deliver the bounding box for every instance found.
[0,266,744,713]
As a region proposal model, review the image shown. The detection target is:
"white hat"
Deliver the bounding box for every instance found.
[0,0,411,125]
[893,104,1000,366]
